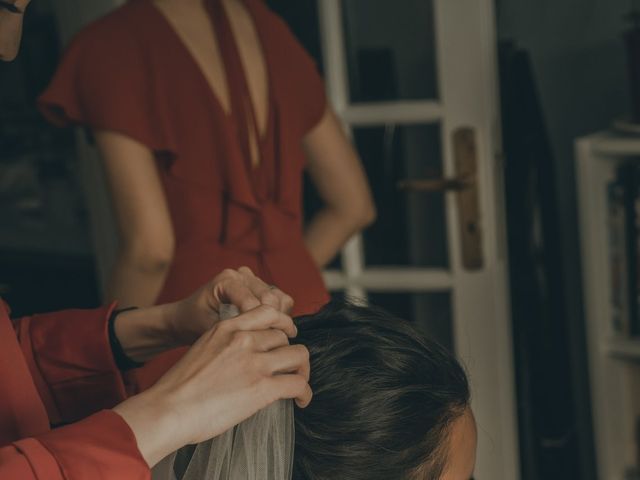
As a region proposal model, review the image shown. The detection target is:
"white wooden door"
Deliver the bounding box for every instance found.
[317,1,519,478]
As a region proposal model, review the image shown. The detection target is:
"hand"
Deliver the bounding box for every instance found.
[165,266,295,346]
[113,304,312,468]
[114,267,294,362]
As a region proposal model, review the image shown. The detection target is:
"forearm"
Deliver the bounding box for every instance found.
[114,303,179,364]
[108,252,171,308]
[305,208,365,268]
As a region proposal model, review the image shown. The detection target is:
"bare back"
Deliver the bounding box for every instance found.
[154,0,269,166]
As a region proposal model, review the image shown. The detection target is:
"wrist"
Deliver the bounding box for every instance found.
[109,308,144,370]
[163,297,217,346]
[113,389,184,467]
[159,300,190,346]
[115,304,176,363]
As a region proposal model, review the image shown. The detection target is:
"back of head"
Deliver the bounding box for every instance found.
[292,301,470,480]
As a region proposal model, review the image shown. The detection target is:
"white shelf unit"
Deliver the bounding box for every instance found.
[576,132,640,480]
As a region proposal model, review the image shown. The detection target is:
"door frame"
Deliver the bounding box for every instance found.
[317,1,520,478]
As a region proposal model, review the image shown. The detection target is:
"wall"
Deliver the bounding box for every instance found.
[497,0,632,260]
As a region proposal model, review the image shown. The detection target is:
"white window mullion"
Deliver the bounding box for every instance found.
[324,268,454,293]
[318,0,349,111]
[342,100,443,126]
[318,0,366,300]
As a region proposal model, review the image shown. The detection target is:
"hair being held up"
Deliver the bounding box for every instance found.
[158,300,473,480]
[292,301,471,480]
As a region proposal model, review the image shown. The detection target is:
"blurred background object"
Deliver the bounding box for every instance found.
[0,0,98,316]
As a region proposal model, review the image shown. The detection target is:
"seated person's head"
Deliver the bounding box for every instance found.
[163,301,476,480]
[292,301,476,480]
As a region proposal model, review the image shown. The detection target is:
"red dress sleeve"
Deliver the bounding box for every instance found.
[38,15,173,155]
[13,305,128,425]
[1,411,149,480]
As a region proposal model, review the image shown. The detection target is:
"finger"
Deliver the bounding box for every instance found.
[268,375,313,408]
[237,267,295,314]
[278,290,295,315]
[232,329,290,352]
[242,276,284,312]
[224,304,297,338]
[215,277,261,313]
[235,268,280,311]
[264,286,294,315]
[237,266,256,277]
[261,344,310,381]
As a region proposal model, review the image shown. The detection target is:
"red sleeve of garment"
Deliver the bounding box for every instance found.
[1,411,149,480]
[13,305,128,425]
[37,11,172,155]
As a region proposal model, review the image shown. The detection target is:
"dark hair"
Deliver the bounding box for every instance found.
[292,301,470,480]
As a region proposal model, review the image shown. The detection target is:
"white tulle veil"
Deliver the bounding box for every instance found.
[151,305,295,480]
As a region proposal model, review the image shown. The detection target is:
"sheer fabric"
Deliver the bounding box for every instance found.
[152,305,295,480]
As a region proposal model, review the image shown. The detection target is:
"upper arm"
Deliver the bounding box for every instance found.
[94,131,174,258]
[303,108,375,218]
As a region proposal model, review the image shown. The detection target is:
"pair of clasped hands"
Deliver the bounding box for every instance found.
[110,267,311,467]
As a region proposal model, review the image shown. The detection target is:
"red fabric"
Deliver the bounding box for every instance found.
[14,305,129,424]
[0,301,150,479]
[34,411,149,480]
[38,0,330,321]
[0,302,49,446]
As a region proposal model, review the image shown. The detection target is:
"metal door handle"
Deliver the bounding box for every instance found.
[395,127,483,271]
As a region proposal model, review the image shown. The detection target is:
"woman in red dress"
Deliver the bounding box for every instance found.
[39,0,375,319]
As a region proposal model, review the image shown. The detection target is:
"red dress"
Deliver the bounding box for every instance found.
[39,0,330,317]
[0,300,149,479]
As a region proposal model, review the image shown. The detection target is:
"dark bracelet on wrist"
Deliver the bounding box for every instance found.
[108,307,145,371]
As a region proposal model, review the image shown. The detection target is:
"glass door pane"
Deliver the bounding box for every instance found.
[353,124,449,268]
[342,0,438,102]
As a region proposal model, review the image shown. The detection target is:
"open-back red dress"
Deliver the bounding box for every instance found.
[39,0,330,318]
